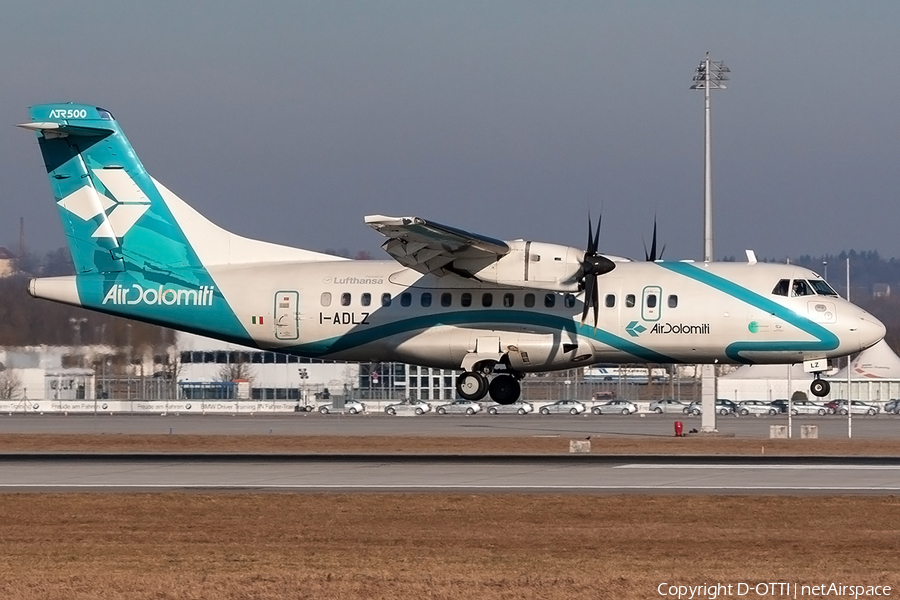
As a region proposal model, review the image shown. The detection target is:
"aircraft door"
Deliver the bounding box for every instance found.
[274,291,299,340]
[642,286,662,322]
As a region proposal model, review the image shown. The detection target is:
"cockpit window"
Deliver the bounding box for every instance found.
[791,279,815,297]
[809,279,839,297]
[774,278,838,298]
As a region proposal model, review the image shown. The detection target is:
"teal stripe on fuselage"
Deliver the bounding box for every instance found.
[658,262,839,362]
[286,309,677,363]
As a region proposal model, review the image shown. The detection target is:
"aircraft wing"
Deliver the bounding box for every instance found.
[365,215,510,274]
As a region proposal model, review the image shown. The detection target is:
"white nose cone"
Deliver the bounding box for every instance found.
[857,313,886,352]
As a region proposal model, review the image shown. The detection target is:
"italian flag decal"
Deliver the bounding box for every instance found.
[251,316,265,325]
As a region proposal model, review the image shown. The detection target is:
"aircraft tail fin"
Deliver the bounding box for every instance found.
[19,103,336,276]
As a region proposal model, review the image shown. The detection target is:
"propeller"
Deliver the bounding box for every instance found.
[580,214,616,329]
[643,218,666,262]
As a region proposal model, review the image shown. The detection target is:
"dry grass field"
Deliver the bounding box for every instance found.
[2,434,899,598]
[1,494,899,600]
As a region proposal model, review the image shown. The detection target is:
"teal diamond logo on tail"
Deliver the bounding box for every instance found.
[625,321,647,337]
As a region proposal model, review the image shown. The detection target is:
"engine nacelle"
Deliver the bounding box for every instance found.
[454,241,584,292]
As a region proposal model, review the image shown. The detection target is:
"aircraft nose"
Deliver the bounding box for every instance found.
[856,313,886,351]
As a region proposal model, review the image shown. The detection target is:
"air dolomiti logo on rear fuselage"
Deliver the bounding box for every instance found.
[102,284,215,306]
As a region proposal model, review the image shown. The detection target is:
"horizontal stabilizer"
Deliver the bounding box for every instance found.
[17,121,114,138]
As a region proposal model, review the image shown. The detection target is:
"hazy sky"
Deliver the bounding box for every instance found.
[3,1,900,264]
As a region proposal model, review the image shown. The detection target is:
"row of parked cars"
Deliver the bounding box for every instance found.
[309,397,900,417]
[651,397,894,417]
[381,398,640,416]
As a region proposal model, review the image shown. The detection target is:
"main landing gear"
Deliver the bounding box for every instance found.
[455,362,522,404]
[810,375,830,398]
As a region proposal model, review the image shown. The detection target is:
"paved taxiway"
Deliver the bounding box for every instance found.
[2,455,899,494]
[1,412,898,438]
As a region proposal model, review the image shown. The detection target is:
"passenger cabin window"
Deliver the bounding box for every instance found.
[421,293,432,307]
[503,293,514,307]
[441,293,452,307]
[791,279,815,297]
[361,293,371,307]
[625,294,636,308]
[646,294,657,309]
[482,293,493,307]
[605,294,616,308]
[524,293,535,308]
[461,293,472,307]
[668,295,678,308]
[320,292,332,307]
[544,293,556,308]
[564,294,576,308]
[772,279,790,296]
[341,293,351,306]
[400,292,412,307]
[381,293,392,307]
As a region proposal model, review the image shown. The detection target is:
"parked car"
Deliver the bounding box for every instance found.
[833,400,880,416]
[384,400,431,415]
[789,400,828,416]
[649,399,688,414]
[539,400,586,415]
[487,402,534,415]
[769,399,789,414]
[318,400,365,415]
[684,399,737,416]
[435,399,482,415]
[737,400,779,416]
[591,400,638,415]
[884,399,900,414]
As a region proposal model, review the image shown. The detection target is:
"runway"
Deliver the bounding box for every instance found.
[2,454,900,494]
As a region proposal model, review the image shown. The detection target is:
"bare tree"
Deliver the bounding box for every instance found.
[0,369,22,400]
[217,359,255,384]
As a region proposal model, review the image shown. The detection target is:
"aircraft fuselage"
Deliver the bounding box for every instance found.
[32,257,883,372]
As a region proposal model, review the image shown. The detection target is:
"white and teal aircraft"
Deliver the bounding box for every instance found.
[19,103,885,403]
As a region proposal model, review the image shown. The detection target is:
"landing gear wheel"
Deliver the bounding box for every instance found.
[488,375,521,405]
[456,371,488,401]
[810,378,830,397]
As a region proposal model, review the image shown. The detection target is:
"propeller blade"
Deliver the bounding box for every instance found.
[590,215,601,254]
[586,216,595,257]
[644,219,665,262]
[580,273,597,326]
[580,212,614,329]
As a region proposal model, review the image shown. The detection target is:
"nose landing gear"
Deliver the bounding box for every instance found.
[810,376,830,397]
